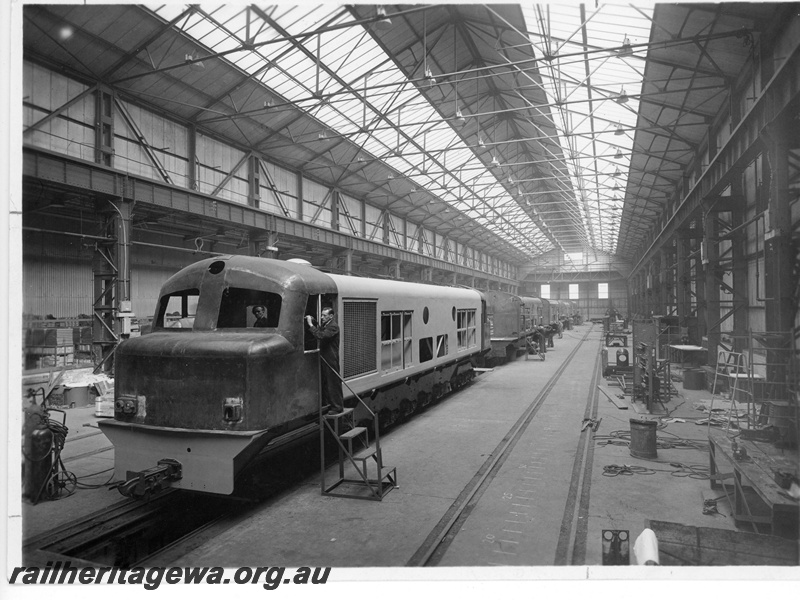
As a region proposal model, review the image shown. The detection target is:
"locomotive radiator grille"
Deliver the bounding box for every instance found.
[343,300,377,379]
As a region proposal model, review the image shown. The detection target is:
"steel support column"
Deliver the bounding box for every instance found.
[693,227,707,348]
[730,182,750,353]
[676,232,690,328]
[762,116,795,384]
[92,198,132,374]
[703,206,722,365]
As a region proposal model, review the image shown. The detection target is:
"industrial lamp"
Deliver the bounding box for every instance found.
[375,6,392,30]
[185,53,205,70]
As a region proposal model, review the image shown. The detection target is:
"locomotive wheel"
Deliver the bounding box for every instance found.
[417,391,431,408]
[46,470,77,499]
[399,399,414,420]
[378,408,395,430]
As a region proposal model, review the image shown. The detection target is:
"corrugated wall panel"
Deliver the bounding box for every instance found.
[302,178,332,227]
[23,61,94,161]
[24,259,93,318]
[340,193,362,236]
[364,204,382,242]
[196,133,248,204]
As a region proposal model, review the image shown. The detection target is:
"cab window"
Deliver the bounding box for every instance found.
[156,288,199,329]
[217,287,282,328]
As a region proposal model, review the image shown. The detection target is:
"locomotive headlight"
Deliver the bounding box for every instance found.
[223,397,243,422]
[115,394,141,415]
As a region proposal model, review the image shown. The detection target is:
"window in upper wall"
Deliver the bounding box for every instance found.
[598,283,609,299]
[569,284,579,299]
[540,284,550,299]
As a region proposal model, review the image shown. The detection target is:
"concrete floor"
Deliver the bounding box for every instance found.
[14,324,799,581]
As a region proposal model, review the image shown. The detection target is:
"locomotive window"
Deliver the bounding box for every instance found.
[456,309,477,350]
[216,287,281,328]
[419,337,433,363]
[381,311,412,373]
[436,334,448,357]
[157,289,199,329]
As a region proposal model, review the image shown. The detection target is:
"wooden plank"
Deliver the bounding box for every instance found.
[709,429,799,515]
[648,520,798,566]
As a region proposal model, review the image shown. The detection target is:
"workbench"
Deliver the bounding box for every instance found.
[667,344,706,367]
[708,428,799,538]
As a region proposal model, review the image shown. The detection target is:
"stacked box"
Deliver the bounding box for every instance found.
[72,326,92,344]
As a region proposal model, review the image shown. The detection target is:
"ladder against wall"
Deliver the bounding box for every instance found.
[709,350,752,434]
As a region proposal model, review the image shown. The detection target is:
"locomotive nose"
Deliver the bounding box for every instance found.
[113,332,295,428]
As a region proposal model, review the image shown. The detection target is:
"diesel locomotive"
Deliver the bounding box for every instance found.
[99,256,490,496]
[484,290,547,363]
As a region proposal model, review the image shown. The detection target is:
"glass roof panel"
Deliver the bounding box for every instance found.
[521,2,653,255]
[147,3,653,258]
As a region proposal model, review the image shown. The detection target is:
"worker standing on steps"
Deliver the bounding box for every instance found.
[305,307,344,415]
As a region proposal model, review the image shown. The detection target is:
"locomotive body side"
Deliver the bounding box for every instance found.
[519,297,544,327]
[328,275,486,426]
[541,298,552,325]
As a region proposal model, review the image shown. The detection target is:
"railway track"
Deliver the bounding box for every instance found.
[24,327,600,568]
[407,324,598,566]
[22,433,323,567]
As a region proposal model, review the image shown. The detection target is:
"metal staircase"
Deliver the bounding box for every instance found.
[319,359,397,501]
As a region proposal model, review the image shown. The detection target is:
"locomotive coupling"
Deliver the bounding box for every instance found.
[115,459,183,500]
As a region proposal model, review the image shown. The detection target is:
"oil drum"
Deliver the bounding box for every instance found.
[629,418,657,459]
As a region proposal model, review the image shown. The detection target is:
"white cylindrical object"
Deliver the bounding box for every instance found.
[633,528,660,565]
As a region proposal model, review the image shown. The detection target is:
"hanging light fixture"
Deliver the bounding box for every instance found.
[491,154,500,167]
[478,135,485,148]
[619,36,633,57]
[615,148,624,159]
[614,88,629,104]
[454,109,466,127]
[185,53,205,70]
[422,11,436,86]
[615,122,625,135]
[375,6,393,30]
[425,67,437,86]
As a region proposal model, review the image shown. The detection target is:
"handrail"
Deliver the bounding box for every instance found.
[319,355,383,469]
